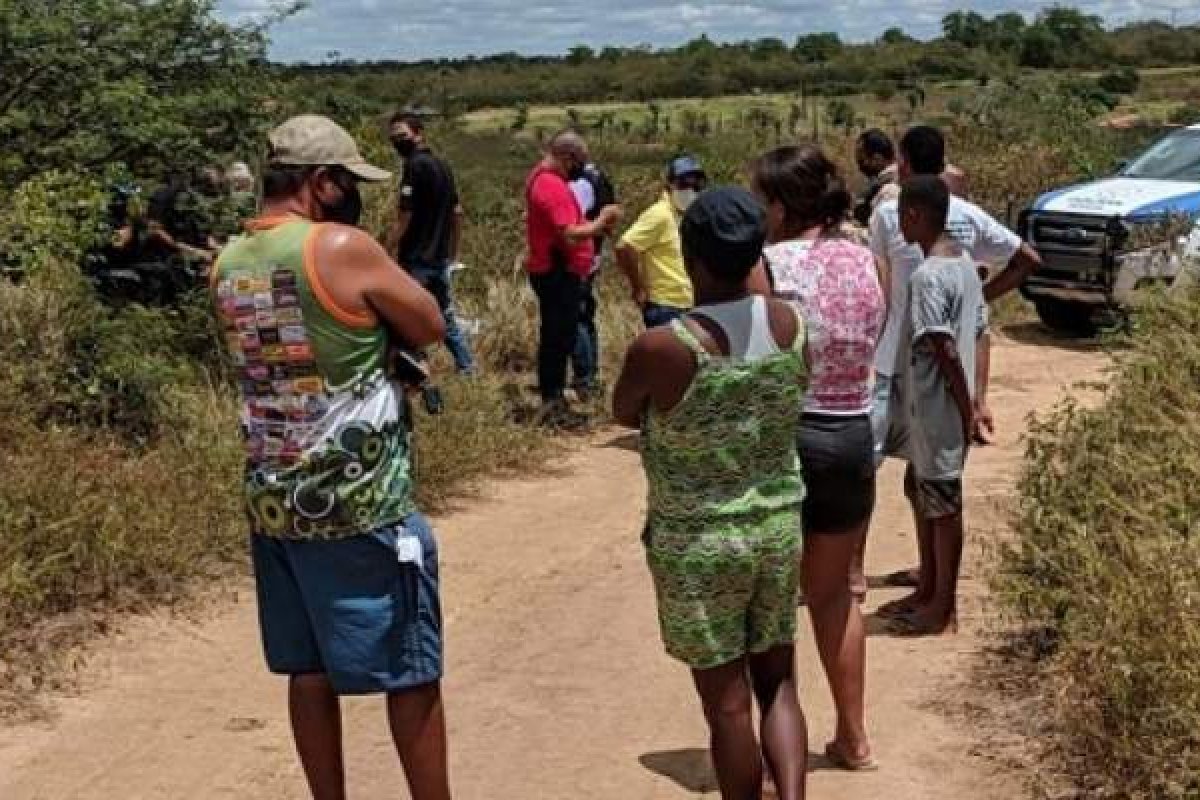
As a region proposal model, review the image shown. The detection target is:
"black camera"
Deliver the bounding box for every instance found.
[390,349,444,416]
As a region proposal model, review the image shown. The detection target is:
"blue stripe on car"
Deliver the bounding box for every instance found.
[1033,183,1087,211]
[1126,190,1200,221]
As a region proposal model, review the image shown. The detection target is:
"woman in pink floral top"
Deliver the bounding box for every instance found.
[753,145,885,772]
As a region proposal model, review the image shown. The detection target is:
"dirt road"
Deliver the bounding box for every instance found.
[0,331,1106,799]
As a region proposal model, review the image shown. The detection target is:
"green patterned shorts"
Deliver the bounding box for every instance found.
[644,508,802,670]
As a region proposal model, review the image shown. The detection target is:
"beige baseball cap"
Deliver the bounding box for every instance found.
[267,114,392,182]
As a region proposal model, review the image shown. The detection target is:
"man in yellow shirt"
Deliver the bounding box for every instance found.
[616,156,707,327]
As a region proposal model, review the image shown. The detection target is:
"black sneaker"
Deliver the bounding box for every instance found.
[535,399,590,431]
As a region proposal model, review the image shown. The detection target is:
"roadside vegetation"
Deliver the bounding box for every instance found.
[997,291,1200,799]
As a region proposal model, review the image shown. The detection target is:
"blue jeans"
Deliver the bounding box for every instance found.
[642,302,686,329]
[571,275,599,388]
[409,260,475,374]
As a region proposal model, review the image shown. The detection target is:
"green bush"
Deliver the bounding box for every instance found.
[0,0,278,187]
[1169,104,1200,127]
[0,170,112,279]
[997,292,1200,799]
[1098,66,1141,95]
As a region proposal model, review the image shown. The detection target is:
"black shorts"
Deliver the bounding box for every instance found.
[798,413,876,534]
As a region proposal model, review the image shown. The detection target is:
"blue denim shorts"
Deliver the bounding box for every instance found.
[642,303,687,329]
[251,513,442,695]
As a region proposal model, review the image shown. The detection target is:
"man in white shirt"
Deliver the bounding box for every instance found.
[868,125,1042,602]
[567,147,618,395]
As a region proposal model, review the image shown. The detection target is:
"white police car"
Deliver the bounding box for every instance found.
[1021,123,1200,331]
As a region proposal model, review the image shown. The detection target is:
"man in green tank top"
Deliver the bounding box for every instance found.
[212,115,452,800]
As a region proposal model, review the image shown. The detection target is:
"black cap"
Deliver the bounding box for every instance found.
[667,155,705,181]
[680,187,767,274]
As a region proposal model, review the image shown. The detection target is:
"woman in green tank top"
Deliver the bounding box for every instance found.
[614,188,809,800]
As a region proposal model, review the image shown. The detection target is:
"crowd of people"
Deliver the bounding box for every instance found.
[91,162,257,303]
[207,112,1041,800]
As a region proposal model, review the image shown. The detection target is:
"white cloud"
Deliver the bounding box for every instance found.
[213,0,1200,62]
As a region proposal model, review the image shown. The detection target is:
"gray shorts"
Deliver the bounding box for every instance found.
[903,466,964,520]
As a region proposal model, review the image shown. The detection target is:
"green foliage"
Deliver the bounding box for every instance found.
[566,45,594,65]
[0,0,283,188]
[1062,78,1120,114]
[998,292,1200,799]
[793,33,842,63]
[826,99,857,132]
[1111,21,1200,68]
[0,170,113,278]
[942,11,994,49]
[1168,104,1200,127]
[512,103,530,132]
[1019,24,1061,68]
[277,10,1200,117]
[1098,65,1141,95]
[878,27,914,46]
[1022,5,1111,68]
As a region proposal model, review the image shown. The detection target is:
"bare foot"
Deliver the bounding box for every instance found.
[888,606,958,636]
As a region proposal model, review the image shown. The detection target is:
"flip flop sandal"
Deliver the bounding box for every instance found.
[880,568,920,588]
[886,609,956,637]
[885,613,927,636]
[825,742,879,772]
[874,597,919,618]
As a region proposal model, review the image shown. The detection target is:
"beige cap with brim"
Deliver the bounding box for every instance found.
[268,114,392,182]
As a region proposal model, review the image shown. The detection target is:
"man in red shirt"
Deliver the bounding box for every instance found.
[525,130,621,423]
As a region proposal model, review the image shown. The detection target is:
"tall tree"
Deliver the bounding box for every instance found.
[942,11,989,49]
[880,27,915,46]
[793,32,842,63]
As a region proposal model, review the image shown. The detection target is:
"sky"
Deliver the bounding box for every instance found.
[216,0,1200,63]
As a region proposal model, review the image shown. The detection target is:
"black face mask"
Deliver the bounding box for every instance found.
[392,138,417,159]
[319,177,363,227]
[567,161,586,181]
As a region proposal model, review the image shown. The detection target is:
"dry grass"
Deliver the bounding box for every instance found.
[996,290,1200,799]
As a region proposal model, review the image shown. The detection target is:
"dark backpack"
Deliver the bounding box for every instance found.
[582,164,616,220]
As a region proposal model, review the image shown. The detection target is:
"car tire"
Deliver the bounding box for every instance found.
[1035,299,1097,336]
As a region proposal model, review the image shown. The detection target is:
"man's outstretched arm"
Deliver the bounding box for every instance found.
[984,243,1041,304]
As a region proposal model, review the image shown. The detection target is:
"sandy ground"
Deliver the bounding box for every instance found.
[0,329,1107,800]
